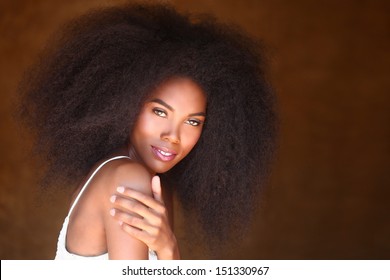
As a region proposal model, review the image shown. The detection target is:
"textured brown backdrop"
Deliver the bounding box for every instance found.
[1,0,389,259]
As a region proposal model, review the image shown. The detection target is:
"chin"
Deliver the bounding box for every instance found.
[149,161,179,174]
[153,165,174,174]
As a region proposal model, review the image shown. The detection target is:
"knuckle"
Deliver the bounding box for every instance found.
[154,227,162,237]
[156,218,163,228]
[133,203,144,213]
[160,207,167,216]
[125,214,135,224]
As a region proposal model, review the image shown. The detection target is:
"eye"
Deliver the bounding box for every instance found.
[152,108,167,118]
[185,119,203,127]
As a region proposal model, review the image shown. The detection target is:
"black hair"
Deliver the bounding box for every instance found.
[17,2,277,255]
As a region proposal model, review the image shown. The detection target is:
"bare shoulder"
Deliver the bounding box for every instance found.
[96,158,153,259]
[65,157,153,257]
[97,158,153,197]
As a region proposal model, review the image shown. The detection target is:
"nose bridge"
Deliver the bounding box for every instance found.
[161,119,181,143]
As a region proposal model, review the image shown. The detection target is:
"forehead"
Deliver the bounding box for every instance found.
[149,78,207,110]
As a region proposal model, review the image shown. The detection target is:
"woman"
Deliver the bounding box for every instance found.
[17,3,277,259]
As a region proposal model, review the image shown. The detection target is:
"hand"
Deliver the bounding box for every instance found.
[110,175,180,259]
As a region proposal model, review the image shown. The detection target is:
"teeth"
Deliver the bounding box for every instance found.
[158,149,173,156]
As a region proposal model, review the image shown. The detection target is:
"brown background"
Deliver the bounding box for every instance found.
[1,0,389,259]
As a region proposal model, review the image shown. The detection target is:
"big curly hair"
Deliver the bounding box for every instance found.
[18,2,277,252]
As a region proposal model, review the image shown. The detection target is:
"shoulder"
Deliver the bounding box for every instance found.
[96,158,153,197]
[86,157,152,259]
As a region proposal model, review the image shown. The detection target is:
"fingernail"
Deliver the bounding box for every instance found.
[110,195,116,203]
[110,208,115,216]
[117,186,125,193]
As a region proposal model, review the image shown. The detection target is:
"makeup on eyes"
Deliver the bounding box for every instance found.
[149,98,206,122]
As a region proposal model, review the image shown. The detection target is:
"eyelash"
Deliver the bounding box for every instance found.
[185,119,202,127]
[152,108,203,127]
[152,108,167,117]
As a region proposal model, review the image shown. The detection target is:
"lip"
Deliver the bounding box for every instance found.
[151,146,178,162]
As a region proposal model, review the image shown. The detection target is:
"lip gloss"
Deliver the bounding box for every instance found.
[151,146,177,162]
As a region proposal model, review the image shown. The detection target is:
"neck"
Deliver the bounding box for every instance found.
[126,145,156,177]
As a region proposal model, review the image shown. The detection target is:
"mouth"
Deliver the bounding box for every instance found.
[151,146,177,162]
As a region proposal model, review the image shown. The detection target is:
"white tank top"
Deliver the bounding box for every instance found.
[54,156,157,260]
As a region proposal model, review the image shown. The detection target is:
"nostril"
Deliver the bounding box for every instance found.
[161,132,180,144]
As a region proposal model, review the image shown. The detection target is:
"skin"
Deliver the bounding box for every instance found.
[110,175,178,259]
[65,77,206,259]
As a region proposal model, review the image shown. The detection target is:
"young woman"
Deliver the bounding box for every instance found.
[18,3,277,259]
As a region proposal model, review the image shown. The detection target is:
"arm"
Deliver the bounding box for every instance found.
[110,176,180,259]
[101,161,153,259]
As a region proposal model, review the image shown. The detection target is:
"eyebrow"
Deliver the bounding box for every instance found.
[150,98,206,117]
[150,98,174,111]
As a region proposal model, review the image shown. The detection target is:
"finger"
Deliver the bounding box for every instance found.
[115,187,165,213]
[121,223,158,250]
[111,195,156,220]
[151,175,164,205]
[110,208,155,233]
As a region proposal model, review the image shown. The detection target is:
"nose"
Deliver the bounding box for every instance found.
[161,124,180,144]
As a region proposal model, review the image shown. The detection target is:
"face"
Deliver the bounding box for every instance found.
[129,77,207,174]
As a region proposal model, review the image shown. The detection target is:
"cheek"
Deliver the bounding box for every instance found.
[181,127,203,154]
[134,113,158,138]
